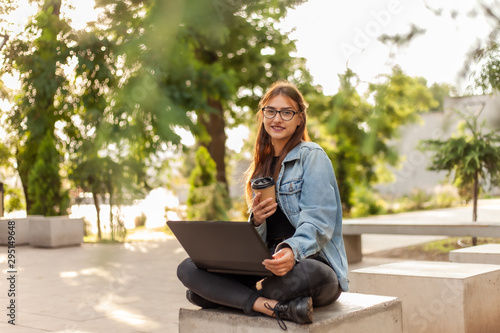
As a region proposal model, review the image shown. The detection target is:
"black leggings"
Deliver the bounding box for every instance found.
[177,257,341,314]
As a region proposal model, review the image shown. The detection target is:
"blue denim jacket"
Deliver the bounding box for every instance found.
[254,141,349,291]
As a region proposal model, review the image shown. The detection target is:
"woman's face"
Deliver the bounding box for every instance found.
[263,94,302,155]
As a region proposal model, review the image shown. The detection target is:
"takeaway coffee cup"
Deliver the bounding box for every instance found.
[251,177,276,206]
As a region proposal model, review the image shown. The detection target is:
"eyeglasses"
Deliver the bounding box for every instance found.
[261,107,300,121]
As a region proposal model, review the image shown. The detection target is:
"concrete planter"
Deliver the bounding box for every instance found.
[29,216,84,248]
[0,218,31,245]
[350,261,500,333]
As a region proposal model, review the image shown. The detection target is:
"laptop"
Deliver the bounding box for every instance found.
[167,220,273,276]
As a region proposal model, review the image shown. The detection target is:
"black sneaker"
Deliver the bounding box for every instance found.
[185,290,220,309]
[265,296,313,330]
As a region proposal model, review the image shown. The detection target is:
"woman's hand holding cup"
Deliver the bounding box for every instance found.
[251,177,277,226]
[252,192,278,226]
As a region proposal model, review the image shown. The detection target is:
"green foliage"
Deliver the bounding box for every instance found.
[0,141,11,168]
[407,188,432,210]
[93,0,310,190]
[475,48,500,93]
[420,115,500,189]
[0,0,447,223]
[419,112,500,220]
[110,210,127,242]
[428,82,454,111]
[4,186,25,213]
[350,186,386,218]
[187,146,229,220]
[310,66,438,213]
[431,185,460,208]
[1,0,309,222]
[469,24,500,93]
[378,24,426,49]
[2,0,72,214]
[455,176,475,202]
[27,131,69,215]
[134,212,147,228]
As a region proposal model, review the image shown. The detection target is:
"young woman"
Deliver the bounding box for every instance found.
[177,81,349,330]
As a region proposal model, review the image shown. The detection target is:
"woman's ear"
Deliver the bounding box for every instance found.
[298,114,304,126]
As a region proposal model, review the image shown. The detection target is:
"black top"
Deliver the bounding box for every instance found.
[266,157,295,251]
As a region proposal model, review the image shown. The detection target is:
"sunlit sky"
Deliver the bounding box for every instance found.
[280,0,494,95]
[1,0,496,151]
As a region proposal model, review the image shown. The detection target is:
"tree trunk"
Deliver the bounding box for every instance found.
[16,141,39,214]
[202,98,228,193]
[109,191,114,241]
[93,191,102,240]
[472,169,479,246]
[18,168,32,214]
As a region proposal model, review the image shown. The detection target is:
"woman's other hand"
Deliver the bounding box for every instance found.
[252,192,278,226]
[263,247,295,276]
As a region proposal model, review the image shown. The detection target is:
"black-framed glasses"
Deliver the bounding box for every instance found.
[262,107,299,121]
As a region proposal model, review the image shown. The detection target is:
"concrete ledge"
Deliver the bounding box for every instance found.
[449,244,500,264]
[29,216,84,248]
[343,221,500,237]
[0,218,30,245]
[349,261,500,333]
[179,292,402,333]
[342,221,500,263]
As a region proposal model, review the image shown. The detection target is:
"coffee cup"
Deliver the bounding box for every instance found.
[251,177,276,206]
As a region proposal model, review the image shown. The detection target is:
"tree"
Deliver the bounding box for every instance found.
[428,82,455,111]
[419,111,500,244]
[0,137,11,170]
[186,146,229,221]
[3,185,24,213]
[2,0,71,215]
[470,29,500,94]
[308,66,437,213]
[27,131,69,215]
[65,26,132,240]
[93,0,308,196]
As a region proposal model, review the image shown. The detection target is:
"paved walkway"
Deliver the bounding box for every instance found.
[0,199,498,332]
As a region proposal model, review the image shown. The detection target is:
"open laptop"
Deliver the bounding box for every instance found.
[167,220,273,276]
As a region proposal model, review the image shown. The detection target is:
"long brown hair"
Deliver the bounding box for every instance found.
[245,80,311,208]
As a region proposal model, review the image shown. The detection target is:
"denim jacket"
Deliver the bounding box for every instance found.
[253,141,349,291]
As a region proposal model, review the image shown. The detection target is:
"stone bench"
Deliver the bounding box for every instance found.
[0,218,30,245]
[349,260,500,333]
[179,292,402,333]
[29,216,84,248]
[342,221,500,263]
[449,244,500,264]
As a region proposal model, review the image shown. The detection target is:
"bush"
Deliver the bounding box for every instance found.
[187,147,230,221]
[111,210,127,242]
[407,188,432,210]
[27,132,69,215]
[134,212,147,228]
[431,184,460,208]
[4,186,25,213]
[83,218,93,237]
[350,186,387,218]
